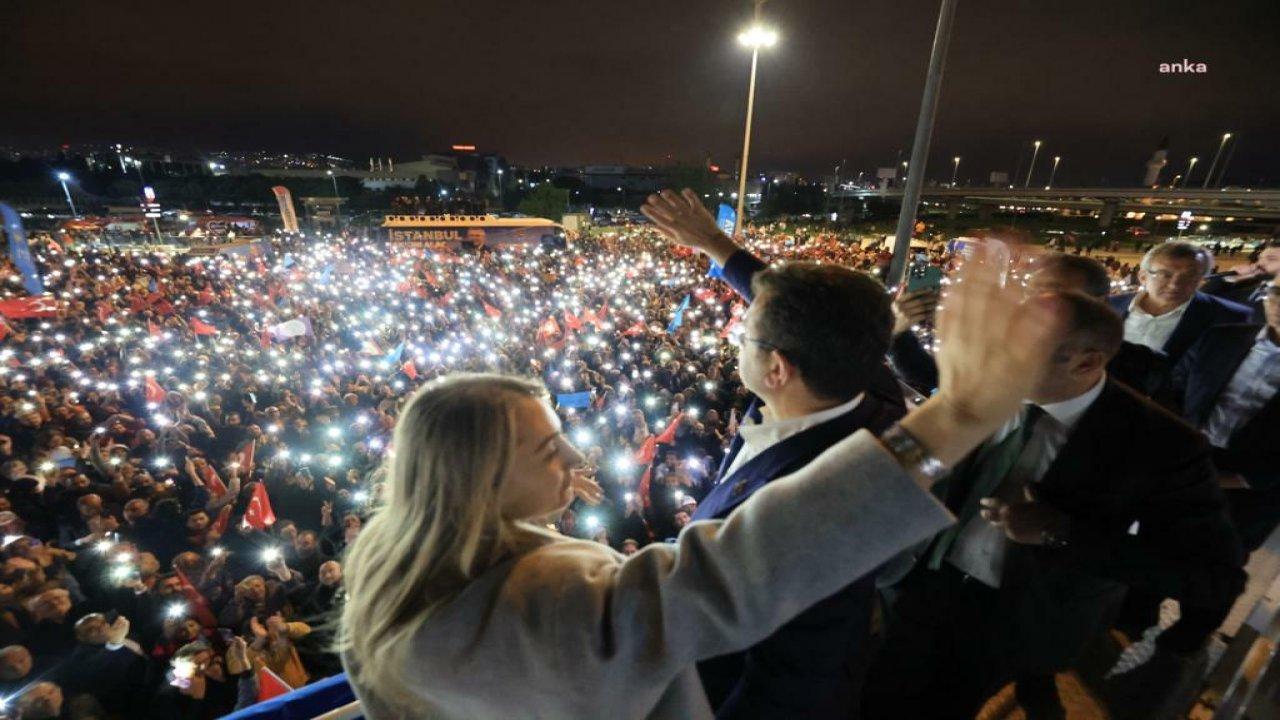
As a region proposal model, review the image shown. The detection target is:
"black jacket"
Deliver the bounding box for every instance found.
[1107,290,1253,365]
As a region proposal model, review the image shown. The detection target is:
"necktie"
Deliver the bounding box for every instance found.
[926,405,1046,570]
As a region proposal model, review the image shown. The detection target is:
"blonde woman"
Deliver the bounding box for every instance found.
[338,243,1061,719]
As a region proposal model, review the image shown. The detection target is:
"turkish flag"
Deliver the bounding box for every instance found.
[144,377,167,404]
[257,666,293,702]
[483,302,502,319]
[656,412,684,445]
[402,360,418,379]
[209,505,232,537]
[242,481,276,530]
[633,435,658,466]
[189,318,217,336]
[202,464,228,499]
[0,297,58,319]
[238,439,256,475]
[563,311,582,332]
[173,567,220,628]
[638,465,654,510]
[622,320,647,337]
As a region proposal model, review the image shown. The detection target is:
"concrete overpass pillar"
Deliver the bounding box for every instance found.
[1098,200,1119,229]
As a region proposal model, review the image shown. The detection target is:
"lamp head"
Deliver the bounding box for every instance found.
[737,26,778,48]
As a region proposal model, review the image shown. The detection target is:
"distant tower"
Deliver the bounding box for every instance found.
[387,157,394,173]
[1143,137,1169,187]
[369,158,375,172]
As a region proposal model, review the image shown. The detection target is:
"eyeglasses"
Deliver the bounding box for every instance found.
[735,334,785,353]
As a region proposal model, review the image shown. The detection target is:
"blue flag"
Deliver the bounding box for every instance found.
[281,254,295,269]
[148,276,158,293]
[319,264,334,285]
[382,341,405,366]
[707,261,725,279]
[0,203,42,296]
[666,294,691,334]
[556,392,592,409]
[716,203,736,236]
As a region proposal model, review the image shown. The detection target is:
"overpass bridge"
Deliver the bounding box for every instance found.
[827,187,1280,228]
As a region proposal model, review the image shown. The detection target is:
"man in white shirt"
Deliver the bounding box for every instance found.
[1109,241,1252,364]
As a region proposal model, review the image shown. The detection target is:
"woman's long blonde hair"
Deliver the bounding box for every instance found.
[337,373,555,712]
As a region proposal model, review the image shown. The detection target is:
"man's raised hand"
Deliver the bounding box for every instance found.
[640,189,739,266]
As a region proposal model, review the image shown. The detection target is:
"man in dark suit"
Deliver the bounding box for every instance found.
[1169,280,1280,552]
[890,253,1170,397]
[642,188,903,719]
[865,292,1245,720]
[1200,239,1279,323]
[1107,241,1252,366]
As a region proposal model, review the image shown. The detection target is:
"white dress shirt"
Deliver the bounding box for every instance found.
[1124,293,1191,353]
[947,375,1107,588]
[720,393,864,482]
[1204,329,1280,448]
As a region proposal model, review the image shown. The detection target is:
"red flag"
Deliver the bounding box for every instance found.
[656,412,684,445]
[188,318,217,336]
[482,302,502,319]
[536,316,561,344]
[563,311,582,332]
[196,288,215,306]
[257,666,293,702]
[401,360,418,379]
[719,315,742,339]
[622,320,647,337]
[147,320,162,338]
[144,377,167,404]
[173,567,219,628]
[209,505,232,537]
[238,440,256,475]
[0,297,58,319]
[243,481,276,530]
[633,436,658,466]
[202,464,228,498]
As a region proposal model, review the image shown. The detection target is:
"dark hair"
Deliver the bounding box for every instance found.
[1035,254,1112,299]
[1052,291,1124,360]
[749,262,892,401]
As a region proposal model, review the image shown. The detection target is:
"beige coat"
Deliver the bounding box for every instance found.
[344,429,953,719]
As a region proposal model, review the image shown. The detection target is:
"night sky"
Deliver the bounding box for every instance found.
[4,0,1277,186]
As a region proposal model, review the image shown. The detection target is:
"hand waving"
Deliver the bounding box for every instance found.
[640,189,739,265]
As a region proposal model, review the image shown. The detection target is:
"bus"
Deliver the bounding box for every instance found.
[382,214,565,249]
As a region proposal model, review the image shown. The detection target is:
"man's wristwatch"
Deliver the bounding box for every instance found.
[879,423,947,483]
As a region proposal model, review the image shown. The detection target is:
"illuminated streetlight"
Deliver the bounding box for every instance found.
[56,171,78,218]
[1178,156,1199,188]
[950,156,960,186]
[732,3,778,239]
[1202,133,1231,189]
[1024,140,1042,188]
[1047,156,1061,189]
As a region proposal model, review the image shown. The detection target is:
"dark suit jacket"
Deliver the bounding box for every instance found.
[1107,290,1253,365]
[692,394,904,718]
[1170,324,1280,550]
[929,380,1244,673]
[1202,272,1270,323]
[889,331,1169,398]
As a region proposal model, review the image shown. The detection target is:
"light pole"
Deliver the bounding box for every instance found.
[1046,155,1061,189]
[1202,133,1230,189]
[1024,140,1042,188]
[732,2,777,239]
[1179,156,1199,188]
[888,0,960,287]
[950,156,960,186]
[327,170,342,224]
[56,172,78,218]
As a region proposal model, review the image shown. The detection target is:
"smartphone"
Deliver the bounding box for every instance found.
[905,264,944,293]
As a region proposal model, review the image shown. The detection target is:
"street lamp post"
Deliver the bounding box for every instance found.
[327,170,342,224]
[1179,156,1199,188]
[56,172,78,218]
[732,2,777,239]
[1046,156,1061,189]
[950,156,960,186]
[1202,133,1231,189]
[887,0,960,287]
[1024,140,1042,188]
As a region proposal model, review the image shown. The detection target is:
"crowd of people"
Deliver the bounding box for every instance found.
[0,198,1276,719]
